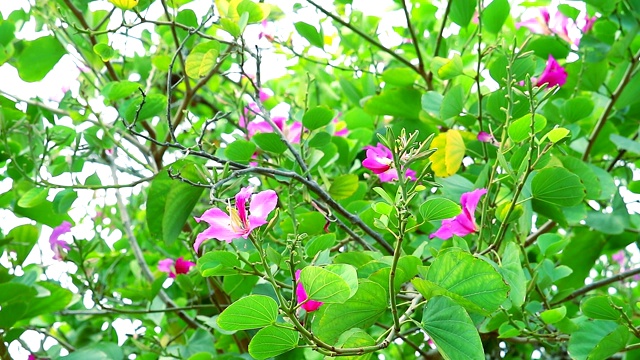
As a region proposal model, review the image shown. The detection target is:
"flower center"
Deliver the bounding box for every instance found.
[228,206,249,233]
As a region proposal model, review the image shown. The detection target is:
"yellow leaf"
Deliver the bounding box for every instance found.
[430,130,466,177]
[108,0,139,10]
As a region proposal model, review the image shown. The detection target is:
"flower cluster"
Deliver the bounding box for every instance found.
[239,89,303,144]
[194,187,278,251]
[430,189,487,240]
[362,143,416,183]
[158,257,196,278]
[516,7,597,46]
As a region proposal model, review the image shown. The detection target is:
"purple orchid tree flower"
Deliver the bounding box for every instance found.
[430,189,487,240]
[158,257,196,278]
[194,187,278,252]
[536,55,568,88]
[295,269,323,312]
[247,116,303,143]
[50,221,72,260]
[362,143,416,182]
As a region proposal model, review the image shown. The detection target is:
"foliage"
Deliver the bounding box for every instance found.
[1,0,640,359]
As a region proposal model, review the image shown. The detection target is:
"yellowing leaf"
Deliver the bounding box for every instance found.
[430,130,465,177]
[108,0,139,10]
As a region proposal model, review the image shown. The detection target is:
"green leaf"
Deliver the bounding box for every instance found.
[52,189,78,214]
[248,324,298,360]
[325,264,358,297]
[449,0,476,27]
[329,174,359,200]
[185,41,220,79]
[236,0,267,23]
[568,320,627,360]
[305,233,336,257]
[609,134,640,154]
[197,251,241,277]
[580,296,622,320]
[147,164,205,245]
[334,329,376,360]
[0,283,37,306]
[294,22,323,48]
[17,187,49,208]
[49,125,76,147]
[364,87,422,119]
[217,295,278,331]
[101,81,141,101]
[15,36,65,82]
[22,282,73,318]
[308,131,332,148]
[420,296,484,360]
[436,54,464,79]
[381,67,418,87]
[440,85,465,120]
[6,225,39,265]
[300,266,351,304]
[420,198,461,221]
[14,200,72,228]
[252,132,287,154]
[0,302,27,329]
[483,0,510,33]
[508,114,547,143]
[220,18,241,37]
[225,139,256,162]
[546,127,570,143]
[540,306,567,324]
[430,130,466,177]
[412,248,509,315]
[561,97,594,122]
[302,106,334,131]
[537,234,569,257]
[93,43,118,61]
[499,242,526,308]
[531,167,586,206]
[312,280,387,344]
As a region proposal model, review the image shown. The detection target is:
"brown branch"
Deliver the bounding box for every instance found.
[305,0,423,79]
[582,49,640,160]
[551,266,640,306]
[62,0,119,81]
[401,0,427,79]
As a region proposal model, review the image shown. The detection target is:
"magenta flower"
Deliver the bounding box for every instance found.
[333,115,348,137]
[477,131,493,143]
[194,187,278,251]
[536,55,568,88]
[50,221,72,260]
[611,251,625,267]
[430,189,487,240]
[295,269,323,312]
[158,257,196,278]
[582,15,597,33]
[247,116,302,143]
[362,143,416,182]
[259,88,273,103]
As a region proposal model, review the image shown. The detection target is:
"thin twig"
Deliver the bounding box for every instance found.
[551,267,640,306]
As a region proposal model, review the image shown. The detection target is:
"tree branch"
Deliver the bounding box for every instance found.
[551,266,640,306]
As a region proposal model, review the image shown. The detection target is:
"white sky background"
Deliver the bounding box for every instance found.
[0,0,638,359]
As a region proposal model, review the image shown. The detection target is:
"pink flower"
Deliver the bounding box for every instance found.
[430,189,487,240]
[28,354,38,360]
[258,20,275,42]
[332,115,348,137]
[259,88,273,103]
[612,251,626,267]
[50,221,72,260]
[536,55,568,88]
[295,269,323,312]
[477,131,493,143]
[516,7,591,45]
[582,16,597,33]
[158,257,196,278]
[194,187,278,251]
[247,116,303,143]
[362,143,416,182]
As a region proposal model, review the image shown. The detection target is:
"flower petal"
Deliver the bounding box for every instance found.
[460,188,488,218]
[248,190,278,230]
[287,121,303,143]
[158,258,174,274]
[194,209,238,251]
[537,55,568,88]
[175,257,196,275]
